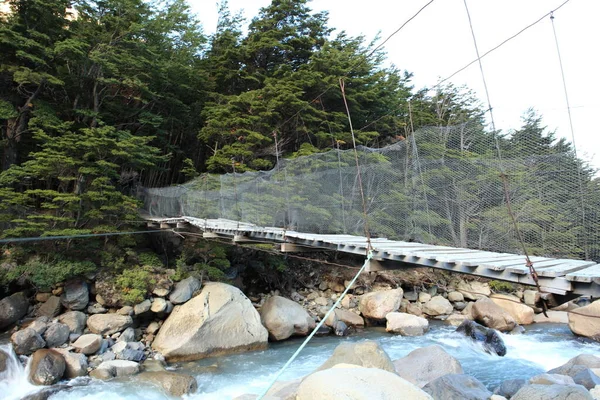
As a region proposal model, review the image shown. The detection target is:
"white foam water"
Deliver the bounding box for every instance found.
[0,344,40,400]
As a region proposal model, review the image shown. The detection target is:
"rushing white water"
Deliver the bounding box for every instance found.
[0,344,40,400]
[5,323,600,400]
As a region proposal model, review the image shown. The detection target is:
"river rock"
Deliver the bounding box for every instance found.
[472,297,516,332]
[146,322,160,335]
[358,288,403,320]
[568,300,600,341]
[548,354,600,377]
[512,384,592,400]
[260,296,315,341]
[456,320,506,356]
[37,296,62,318]
[573,368,600,389]
[151,298,167,313]
[493,378,527,398]
[27,318,49,335]
[138,371,197,396]
[419,292,432,303]
[457,281,491,300]
[134,299,151,315]
[87,303,107,314]
[28,349,66,385]
[90,360,140,380]
[423,373,492,400]
[117,306,134,316]
[394,345,463,388]
[524,290,540,306]
[152,282,268,362]
[169,276,201,305]
[60,280,89,310]
[58,311,87,334]
[529,373,575,385]
[43,323,70,348]
[0,349,9,373]
[87,314,133,335]
[0,292,29,330]
[11,328,46,355]
[534,310,569,324]
[53,348,88,378]
[448,291,464,302]
[490,294,534,325]
[72,334,102,355]
[325,309,364,328]
[422,296,453,316]
[111,341,145,361]
[386,312,429,336]
[446,314,470,326]
[118,327,136,343]
[297,364,433,400]
[317,340,395,372]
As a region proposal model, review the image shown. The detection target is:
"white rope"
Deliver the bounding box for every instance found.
[256,250,373,399]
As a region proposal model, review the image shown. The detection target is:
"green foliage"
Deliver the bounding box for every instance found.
[116,266,156,305]
[0,256,96,289]
[488,280,516,293]
[137,252,163,268]
[174,241,231,282]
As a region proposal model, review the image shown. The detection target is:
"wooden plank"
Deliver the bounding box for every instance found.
[480,257,553,271]
[412,249,483,260]
[438,252,514,263]
[506,259,583,275]
[460,255,531,267]
[565,264,600,282]
[536,261,597,278]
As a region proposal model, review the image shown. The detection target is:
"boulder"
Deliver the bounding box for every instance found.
[569,300,600,340]
[0,292,29,330]
[146,322,160,335]
[358,289,403,320]
[446,314,470,327]
[296,364,432,400]
[87,303,107,314]
[138,371,197,396]
[169,276,201,305]
[43,323,70,348]
[117,306,134,316]
[87,314,133,335]
[36,296,62,318]
[512,384,592,400]
[448,291,464,302]
[11,328,46,355]
[407,302,424,316]
[134,299,151,315]
[36,293,52,303]
[422,296,453,316]
[534,311,569,324]
[423,374,492,400]
[472,297,516,332]
[573,368,600,389]
[548,354,600,377]
[529,373,575,385]
[60,280,89,310]
[317,340,395,372]
[53,349,88,378]
[0,348,9,374]
[151,298,168,313]
[58,311,87,334]
[457,281,491,300]
[419,292,432,303]
[260,296,315,341]
[493,378,527,399]
[385,312,429,336]
[28,349,66,386]
[524,290,540,306]
[27,318,49,335]
[153,288,170,298]
[456,320,506,356]
[111,341,145,362]
[490,294,534,325]
[325,309,365,328]
[118,327,136,343]
[152,282,268,362]
[333,320,349,336]
[394,345,463,388]
[89,360,140,380]
[72,334,102,355]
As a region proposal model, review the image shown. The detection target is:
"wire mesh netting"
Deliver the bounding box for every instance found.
[139,122,600,261]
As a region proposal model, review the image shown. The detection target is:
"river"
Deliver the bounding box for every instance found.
[2,322,599,400]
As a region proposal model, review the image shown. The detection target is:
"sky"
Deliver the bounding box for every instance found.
[188,0,600,170]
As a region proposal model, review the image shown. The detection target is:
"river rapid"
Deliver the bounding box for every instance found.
[2,322,599,400]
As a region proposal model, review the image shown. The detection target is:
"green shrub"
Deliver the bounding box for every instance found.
[115,266,156,305]
[138,252,163,268]
[488,280,515,293]
[1,256,96,289]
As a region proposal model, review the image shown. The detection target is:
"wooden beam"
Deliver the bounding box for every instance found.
[280,243,318,253]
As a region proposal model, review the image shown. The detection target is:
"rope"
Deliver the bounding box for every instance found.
[0,229,169,244]
[256,251,373,400]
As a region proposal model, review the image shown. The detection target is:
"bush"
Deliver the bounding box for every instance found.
[116,266,156,305]
[0,256,96,290]
[137,252,163,268]
[488,280,515,293]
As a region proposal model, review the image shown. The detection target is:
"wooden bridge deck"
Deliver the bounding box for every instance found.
[145,216,600,297]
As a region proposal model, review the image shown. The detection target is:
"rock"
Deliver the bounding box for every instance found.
[53,348,88,378]
[456,320,506,356]
[72,334,102,355]
[90,360,140,380]
[134,299,151,315]
[87,314,133,335]
[0,348,9,373]
[152,282,268,362]
[549,354,600,377]
[404,290,419,302]
[534,311,569,324]
[169,276,201,305]
[454,301,467,311]
[151,298,168,313]
[87,303,107,314]
[446,314,470,326]
[314,325,331,336]
[58,311,87,334]
[146,322,160,335]
[386,312,429,336]
[260,296,315,341]
[36,296,62,318]
[358,288,403,320]
[423,374,492,400]
[28,349,66,385]
[407,302,424,316]
[36,293,52,303]
[138,371,197,396]
[573,368,600,389]
[328,281,345,293]
[569,300,600,340]
[490,294,534,325]
[43,323,70,348]
[118,327,136,343]
[448,291,464,302]
[325,309,364,328]
[0,292,29,330]
[529,373,575,385]
[394,345,463,388]
[422,296,453,316]
[117,306,134,316]
[259,378,301,400]
[152,288,170,297]
[553,300,580,312]
[111,341,145,362]
[510,325,526,335]
[314,297,328,306]
[11,328,46,355]
[419,292,432,303]
[590,385,600,399]
[296,365,432,400]
[472,297,516,332]
[524,290,540,306]
[60,280,89,310]
[493,378,527,398]
[20,385,73,400]
[512,384,592,400]
[490,396,508,400]
[457,281,491,300]
[28,318,49,335]
[333,320,349,336]
[317,340,395,372]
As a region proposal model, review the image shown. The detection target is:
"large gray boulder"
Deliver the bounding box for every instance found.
[394,345,463,388]
[58,311,87,334]
[422,296,453,316]
[0,292,29,330]
[260,296,315,341]
[296,364,432,400]
[568,300,600,341]
[490,294,534,325]
[87,314,132,335]
[423,374,492,400]
[138,371,197,396]
[573,368,600,389]
[386,312,429,336]
[36,296,62,318]
[152,282,268,362]
[53,349,88,378]
[317,340,395,372]
[358,289,403,320]
[28,349,66,385]
[72,334,102,355]
[43,323,70,348]
[60,280,89,310]
[511,384,592,400]
[169,276,201,304]
[325,309,365,328]
[11,328,46,355]
[493,378,527,398]
[472,297,516,332]
[548,354,600,377]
